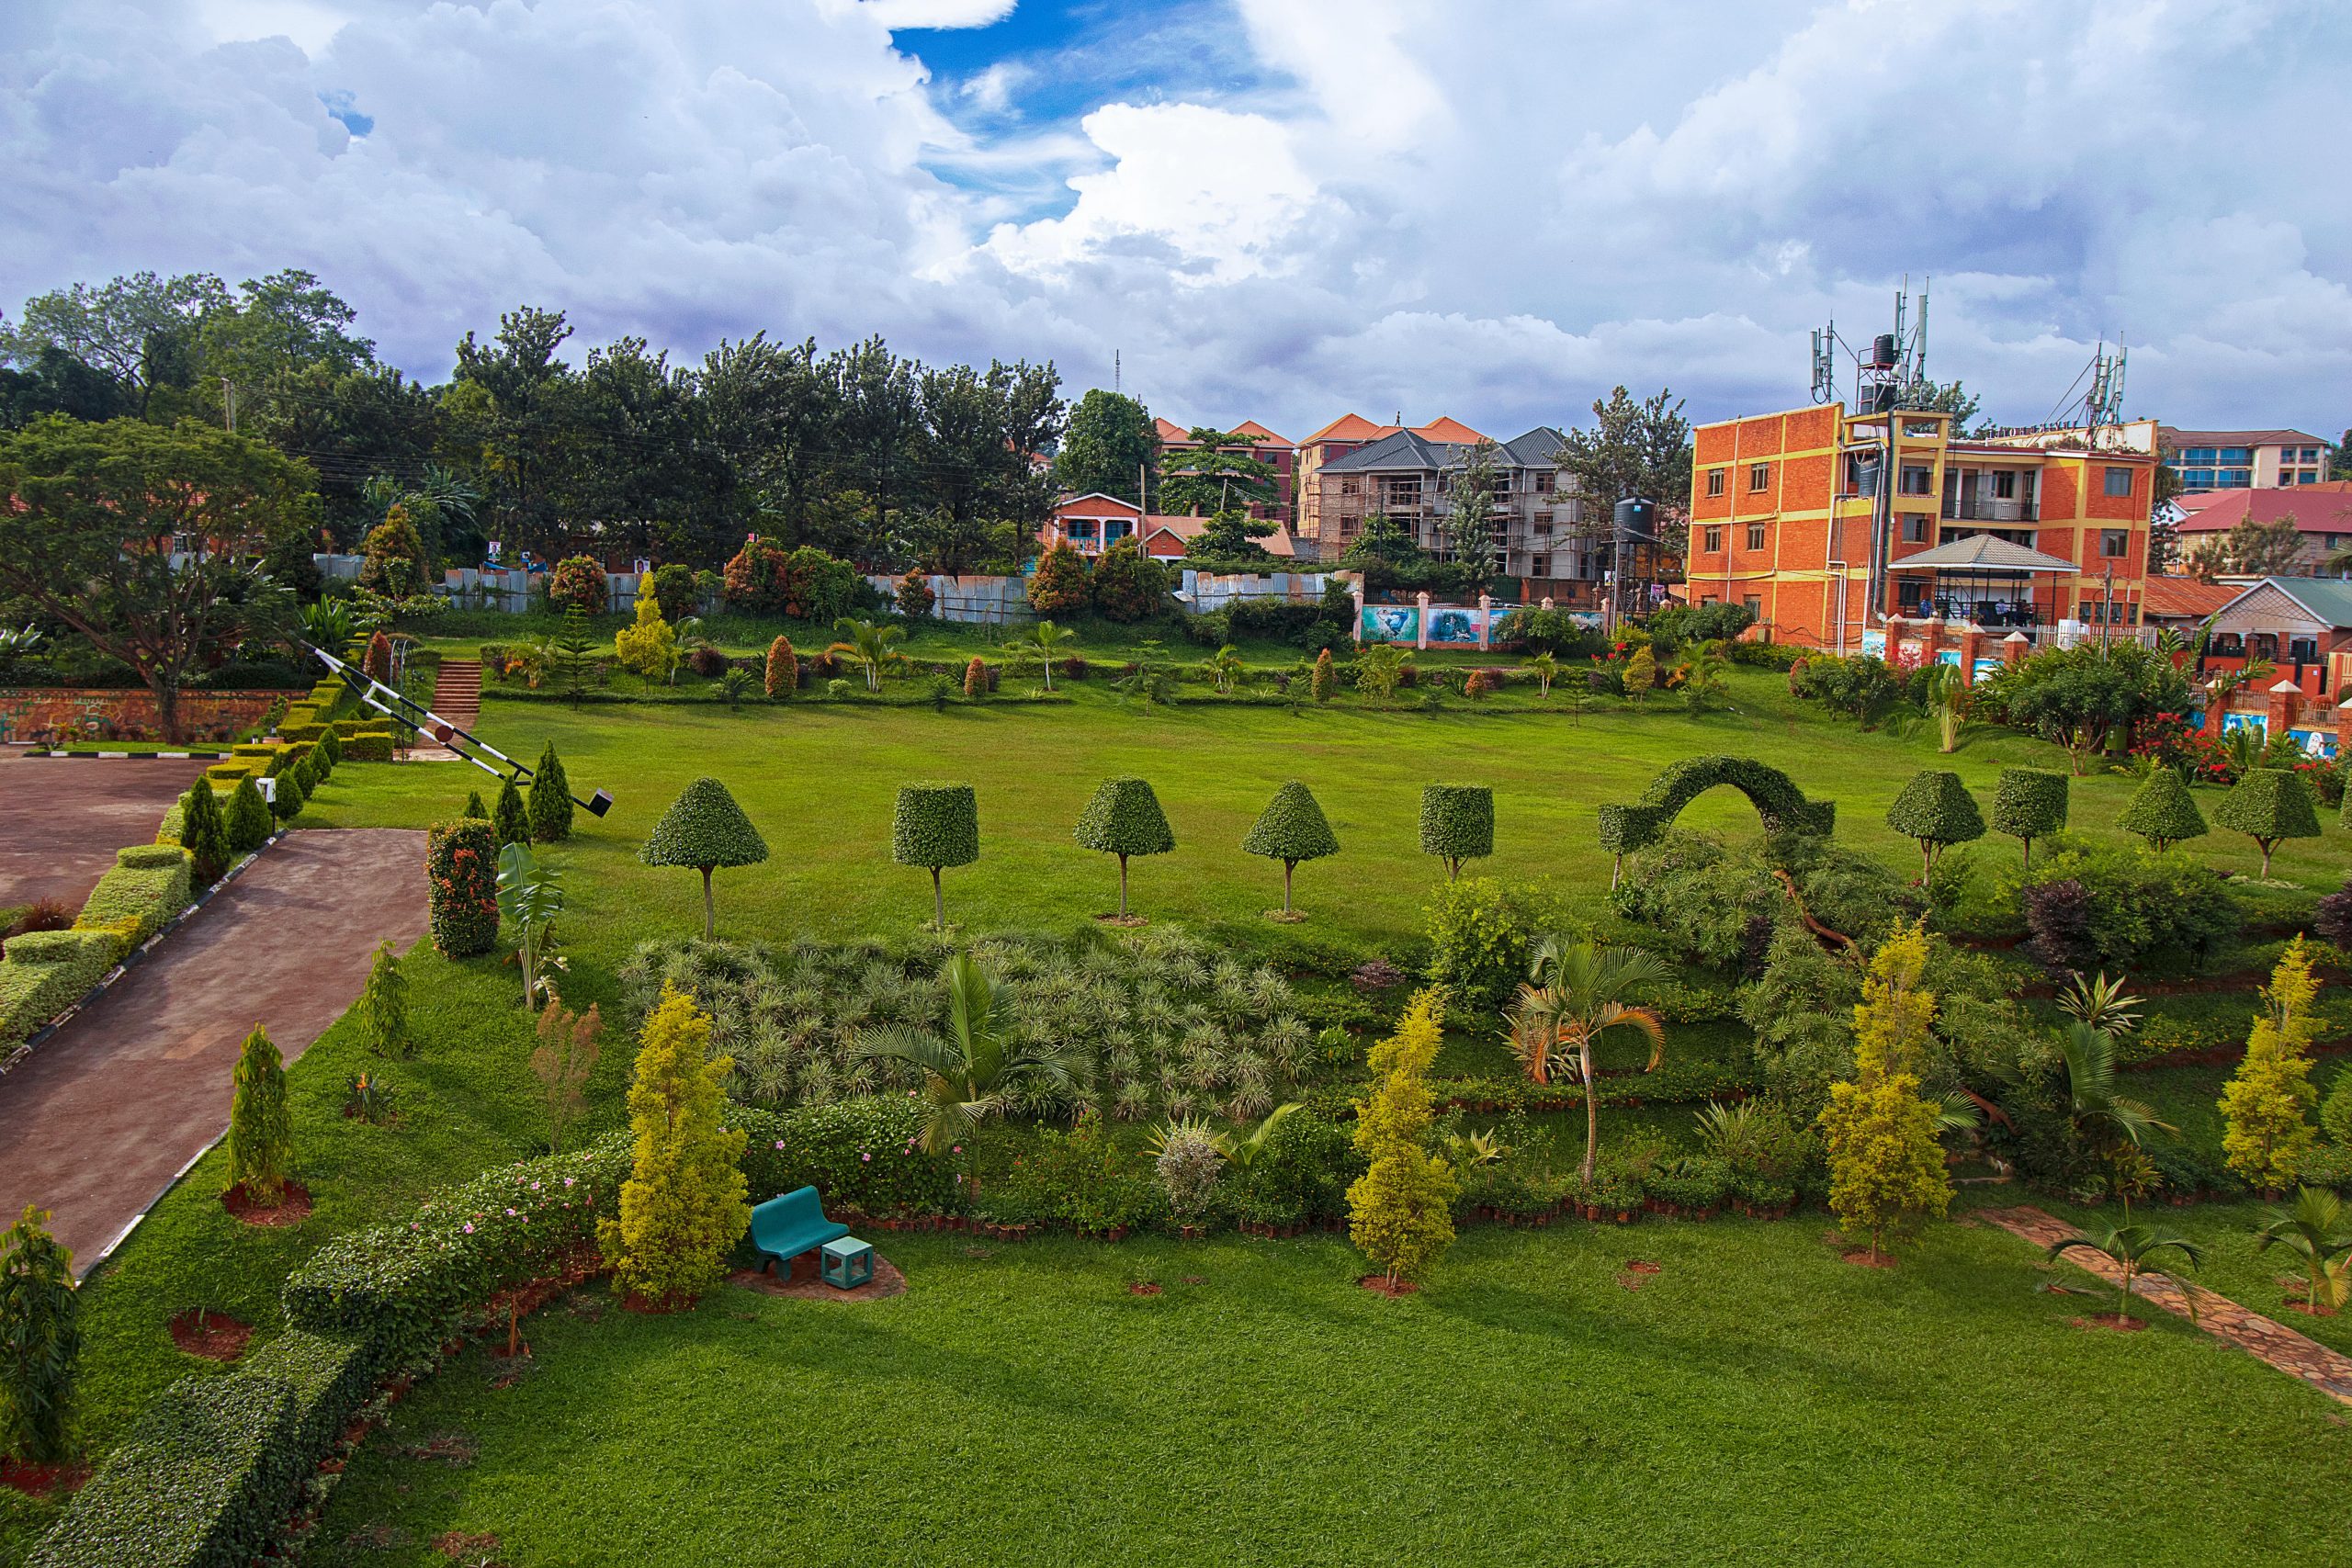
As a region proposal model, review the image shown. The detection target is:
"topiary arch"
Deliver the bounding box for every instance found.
[1597,755,1836,884]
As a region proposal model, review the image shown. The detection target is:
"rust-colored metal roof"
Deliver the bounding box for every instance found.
[2142,575,2240,620]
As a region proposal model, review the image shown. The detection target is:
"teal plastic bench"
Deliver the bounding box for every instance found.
[750,1185,850,1277]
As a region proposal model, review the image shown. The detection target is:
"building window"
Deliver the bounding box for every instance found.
[1706,468,1726,497]
[1992,470,2018,499]
[1902,514,1928,543]
[1534,471,1555,494]
[1340,479,1358,496]
[1702,525,1724,552]
[2219,446,2252,464]
[2180,446,2218,464]
[1339,517,1361,539]
[2101,529,2129,558]
[2102,466,2132,498]
[1900,465,1933,496]
[1532,554,1550,577]
[2219,469,2251,488]
[1742,594,1763,618]
[2182,468,2215,488]
[1747,463,1770,492]
[1745,523,1766,551]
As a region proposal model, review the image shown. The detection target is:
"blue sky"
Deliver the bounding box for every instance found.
[3,0,2347,442]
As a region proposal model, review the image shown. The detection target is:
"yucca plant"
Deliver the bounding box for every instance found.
[2047,1223,2202,1327]
[2256,1186,2352,1314]
[2057,971,2145,1037]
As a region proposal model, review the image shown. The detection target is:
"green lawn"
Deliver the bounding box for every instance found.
[302,1223,2350,1568]
[8,665,2348,1564]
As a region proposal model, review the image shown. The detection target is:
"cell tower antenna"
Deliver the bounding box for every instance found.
[1114,350,1121,396]
[1810,321,1838,406]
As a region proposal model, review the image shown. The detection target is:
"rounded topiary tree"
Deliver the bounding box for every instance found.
[2213,767,2323,877]
[227,1022,291,1207]
[527,742,573,842]
[548,555,607,615]
[1883,770,1984,880]
[1419,784,1494,881]
[1074,778,1175,920]
[492,776,530,849]
[894,783,979,931]
[223,776,273,855]
[2118,768,2208,854]
[764,635,797,700]
[425,817,500,957]
[1990,768,2069,870]
[1244,781,1340,919]
[641,776,769,941]
[177,781,230,884]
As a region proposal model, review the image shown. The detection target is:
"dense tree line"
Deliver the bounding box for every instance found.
[0,270,1066,575]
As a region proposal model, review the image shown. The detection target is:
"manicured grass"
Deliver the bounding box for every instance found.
[302,1223,2350,1568]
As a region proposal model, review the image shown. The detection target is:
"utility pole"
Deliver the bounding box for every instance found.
[2100,562,2115,651]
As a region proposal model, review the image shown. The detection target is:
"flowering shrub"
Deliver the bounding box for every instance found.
[424,818,499,957]
[981,1109,1167,1233]
[283,1135,629,1359]
[732,1096,959,1217]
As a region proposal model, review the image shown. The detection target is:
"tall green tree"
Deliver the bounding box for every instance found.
[1506,941,1669,1183]
[1158,427,1277,517]
[0,417,311,739]
[1894,378,1987,435]
[598,984,748,1310]
[1550,386,1691,533]
[1053,389,1157,508]
[1444,441,1503,580]
[0,270,228,417]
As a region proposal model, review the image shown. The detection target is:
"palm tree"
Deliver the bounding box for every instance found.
[827,616,907,692]
[2256,1186,2352,1314]
[2050,1021,2173,1211]
[1671,639,1730,712]
[855,953,1080,1158]
[1524,650,1558,698]
[1505,939,1670,1184]
[1203,643,1245,694]
[1919,660,1968,752]
[1011,618,1077,692]
[2047,1223,2202,1327]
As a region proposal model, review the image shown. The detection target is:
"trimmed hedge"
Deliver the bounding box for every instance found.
[284,1135,630,1360]
[1419,784,1495,874]
[1598,755,1834,854]
[342,732,394,762]
[0,929,122,1043]
[76,847,194,944]
[891,783,979,870]
[424,818,500,957]
[2117,768,2208,851]
[1073,777,1176,858]
[732,1098,958,1222]
[1990,768,2068,864]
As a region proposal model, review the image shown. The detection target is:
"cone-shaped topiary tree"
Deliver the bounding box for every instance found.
[307,737,333,784]
[641,776,769,941]
[1419,784,1494,880]
[358,939,410,1058]
[177,781,230,884]
[268,762,307,823]
[1310,647,1335,703]
[0,1204,79,1464]
[319,724,342,769]
[492,776,529,849]
[963,656,988,702]
[893,783,979,931]
[223,776,273,854]
[1991,767,2068,870]
[2117,768,2208,853]
[363,629,392,685]
[1883,770,1984,880]
[227,1023,291,1206]
[1244,781,1340,918]
[425,817,500,957]
[1074,777,1175,919]
[2213,767,2322,877]
[598,983,749,1310]
[461,788,489,820]
[527,741,573,842]
[764,635,797,699]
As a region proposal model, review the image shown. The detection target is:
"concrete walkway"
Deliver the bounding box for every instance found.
[1,751,212,912]
[1981,1204,2352,1406]
[0,829,427,1272]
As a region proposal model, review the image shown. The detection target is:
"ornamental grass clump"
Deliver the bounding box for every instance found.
[1990,768,2068,871]
[1419,784,1494,881]
[640,776,769,941]
[599,984,749,1310]
[2212,767,2321,877]
[2219,937,2322,1192]
[1883,770,1984,881]
[1816,921,1951,1264]
[894,783,979,931]
[1347,990,1456,1289]
[1074,777,1175,920]
[0,1205,78,1465]
[2116,768,2208,853]
[226,1022,292,1206]
[1243,781,1340,918]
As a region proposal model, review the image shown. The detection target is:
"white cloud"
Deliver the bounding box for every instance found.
[1,0,2346,439]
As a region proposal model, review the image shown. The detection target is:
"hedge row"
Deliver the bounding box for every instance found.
[0,841,196,1044]
[75,846,194,946]
[28,1330,379,1568]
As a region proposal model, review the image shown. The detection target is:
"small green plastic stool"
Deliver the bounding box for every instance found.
[820,1236,875,1290]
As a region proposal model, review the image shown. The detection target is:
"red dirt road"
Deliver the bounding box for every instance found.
[0,828,426,1272]
[0,751,213,912]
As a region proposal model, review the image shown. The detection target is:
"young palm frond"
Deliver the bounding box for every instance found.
[2256,1187,2352,1314]
[2048,1223,2203,1325]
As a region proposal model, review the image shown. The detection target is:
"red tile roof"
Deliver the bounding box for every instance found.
[1412,416,1489,444]
[2142,576,2240,621]
[2172,483,2352,534]
[1230,419,1292,448]
[1139,513,1305,558]
[1303,412,1395,446]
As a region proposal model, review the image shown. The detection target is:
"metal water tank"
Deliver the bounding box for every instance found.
[1612,497,1657,540]
[1868,333,1897,368]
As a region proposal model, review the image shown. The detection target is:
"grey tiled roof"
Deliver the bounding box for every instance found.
[1319,425,1567,476]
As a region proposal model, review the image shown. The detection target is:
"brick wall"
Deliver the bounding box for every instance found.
[0,689,283,744]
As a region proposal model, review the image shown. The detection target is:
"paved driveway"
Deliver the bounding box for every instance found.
[0,751,213,913]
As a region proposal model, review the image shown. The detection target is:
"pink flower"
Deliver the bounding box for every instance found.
[563,1176,575,1187]
[952,1145,962,1155]
[505,1207,517,1216]
[862,1152,872,1162]
[775,1140,786,1149]
[463,1222,476,1234]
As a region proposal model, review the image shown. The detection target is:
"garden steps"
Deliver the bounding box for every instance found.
[1979,1204,2352,1406]
[429,660,482,730]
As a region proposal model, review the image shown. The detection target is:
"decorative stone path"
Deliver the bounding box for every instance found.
[0,829,427,1274]
[1979,1205,2352,1406]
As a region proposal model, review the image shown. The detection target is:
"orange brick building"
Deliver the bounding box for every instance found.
[1683,402,2161,652]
